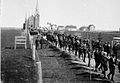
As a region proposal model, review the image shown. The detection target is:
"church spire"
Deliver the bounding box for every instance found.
[34,0,40,29]
[35,0,39,14]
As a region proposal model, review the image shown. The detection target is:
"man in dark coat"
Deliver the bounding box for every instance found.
[78,39,83,59]
[107,54,116,81]
[113,43,118,60]
[35,37,39,49]
[118,62,120,73]
[94,48,101,72]
[83,40,87,62]
[74,39,79,56]
[100,51,108,79]
[40,37,44,49]
[118,61,120,73]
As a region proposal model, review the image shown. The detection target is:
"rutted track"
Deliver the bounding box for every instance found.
[37,45,111,83]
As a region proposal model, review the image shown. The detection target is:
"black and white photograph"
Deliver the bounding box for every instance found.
[1,0,120,83]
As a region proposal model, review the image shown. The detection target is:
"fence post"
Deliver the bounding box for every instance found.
[14,36,26,49]
[31,36,33,49]
[33,44,36,60]
[28,31,43,83]
[36,62,43,83]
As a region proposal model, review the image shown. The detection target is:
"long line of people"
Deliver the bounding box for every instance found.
[35,31,120,81]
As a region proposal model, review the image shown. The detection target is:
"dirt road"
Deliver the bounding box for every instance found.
[37,46,112,83]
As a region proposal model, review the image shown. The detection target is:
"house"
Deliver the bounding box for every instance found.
[79,24,95,31]
[88,24,95,31]
[79,26,88,31]
[57,26,65,31]
[65,25,77,31]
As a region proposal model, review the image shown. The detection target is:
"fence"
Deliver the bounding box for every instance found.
[14,36,27,49]
[28,30,43,83]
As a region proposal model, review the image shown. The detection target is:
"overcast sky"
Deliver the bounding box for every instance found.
[0,0,120,31]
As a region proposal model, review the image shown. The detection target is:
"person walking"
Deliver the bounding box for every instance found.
[94,48,101,72]
[74,39,79,56]
[107,54,116,81]
[40,36,44,49]
[83,41,87,62]
[118,61,120,73]
[35,37,39,49]
[113,43,118,60]
[100,51,108,79]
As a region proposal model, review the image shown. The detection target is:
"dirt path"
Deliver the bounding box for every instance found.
[37,46,112,83]
[37,48,74,83]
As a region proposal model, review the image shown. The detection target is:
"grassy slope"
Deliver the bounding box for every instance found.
[1,28,37,83]
[1,28,21,48]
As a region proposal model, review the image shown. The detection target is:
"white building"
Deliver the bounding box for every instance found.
[65,25,77,31]
[79,26,88,31]
[88,24,95,31]
[57,26,65,30]
[79,24,95,31]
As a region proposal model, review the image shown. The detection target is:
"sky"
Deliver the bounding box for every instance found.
[0,0,120,31]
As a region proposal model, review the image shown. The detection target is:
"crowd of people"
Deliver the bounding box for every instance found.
[35,31,120,81]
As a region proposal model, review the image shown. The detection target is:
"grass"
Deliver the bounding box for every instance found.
[1,28,37,83]
[1,28,21,48]
[1,49,37,83]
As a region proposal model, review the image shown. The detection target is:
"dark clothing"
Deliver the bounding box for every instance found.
[78,45,83,58]
[109,58,115,68]
[118,62,120,73]
[106,44,111,56]
[113,45,118,59]
[83,43,87,62]
[40,38,44,49]
[74,41,79,56]
[109,66,115,74]
[101,55,108,71]
[103,44,107,52]
[35,38,39,49]
[94,51,101,70]
[107,57,115,80]
[98,52,108,78]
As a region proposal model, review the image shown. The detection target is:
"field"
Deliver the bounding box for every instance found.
[1,28,37,83]
[1,28,21,48]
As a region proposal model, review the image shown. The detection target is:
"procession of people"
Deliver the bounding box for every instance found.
[34,30,120,81]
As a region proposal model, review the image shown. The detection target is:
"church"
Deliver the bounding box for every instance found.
[23,0,40,30]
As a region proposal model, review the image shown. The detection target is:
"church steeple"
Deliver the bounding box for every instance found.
[34,0,39,29]
[35,0,39,14]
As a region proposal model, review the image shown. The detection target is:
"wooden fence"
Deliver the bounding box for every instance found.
[28,30,43,83]
[14,36,27,49]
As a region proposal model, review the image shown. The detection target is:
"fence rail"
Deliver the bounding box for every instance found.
[14,36,27,49]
